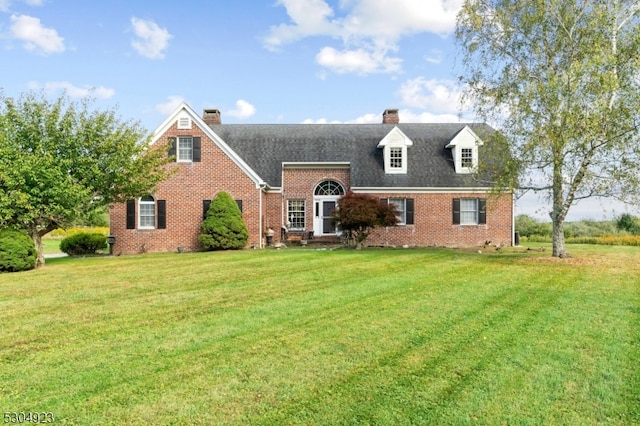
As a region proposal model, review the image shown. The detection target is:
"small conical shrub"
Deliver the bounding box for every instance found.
[0,228,37,272]
[199,192,248,250]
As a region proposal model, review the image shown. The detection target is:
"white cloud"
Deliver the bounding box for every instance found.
[155,95,185,115]
[397,77,464,114]
[264,0,463,75]
[130,17,172,60]
[302,117,342,124]
[316,46,402,74]
[263,0,339,50]
[10,14,65,55]
[425,49,443,64]
[28,81,115,99]
[227,99,256,119]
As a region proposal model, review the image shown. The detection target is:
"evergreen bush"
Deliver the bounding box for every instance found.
[60,232,107,256]
[0,228,37,272]
[199,192,248,250]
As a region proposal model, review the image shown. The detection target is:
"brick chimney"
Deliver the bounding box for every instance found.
[382,108,399,124]
[203,108,221,125]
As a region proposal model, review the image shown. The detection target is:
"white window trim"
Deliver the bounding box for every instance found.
[177,136,193,162]
[459,198,479,225]
[287,200,306,230]
[388,198,406,225]
[139,196,155,229]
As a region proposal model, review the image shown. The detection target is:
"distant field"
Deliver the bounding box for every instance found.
[1,246,638,425]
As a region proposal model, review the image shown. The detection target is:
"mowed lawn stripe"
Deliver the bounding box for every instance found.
[0,247,638,425]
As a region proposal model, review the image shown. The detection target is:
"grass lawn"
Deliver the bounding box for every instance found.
[1,246,638,425]
[42,238,62,254]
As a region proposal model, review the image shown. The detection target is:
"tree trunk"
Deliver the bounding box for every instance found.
[551,217,568,258]
[31,231,45,268]
[551,149,569,258]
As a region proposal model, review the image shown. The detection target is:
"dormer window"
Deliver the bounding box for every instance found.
[461,148,473,168]
[445,126,484,174]
[390,147,403,169]
[377,127,413,174]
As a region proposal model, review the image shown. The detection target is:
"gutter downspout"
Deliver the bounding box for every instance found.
[259,183,266,248]
[512,191,516,246]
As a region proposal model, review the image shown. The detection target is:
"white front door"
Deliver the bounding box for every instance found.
[314,198,338,235]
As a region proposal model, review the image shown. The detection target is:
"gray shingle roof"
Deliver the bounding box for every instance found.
[210,123,495,188]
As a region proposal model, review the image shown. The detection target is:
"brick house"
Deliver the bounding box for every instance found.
[108,103,514,254]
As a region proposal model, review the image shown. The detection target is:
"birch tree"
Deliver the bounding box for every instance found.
[456,0,640,257]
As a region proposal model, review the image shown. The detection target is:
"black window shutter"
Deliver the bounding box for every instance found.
[126,199,136,229]
[167,137,176,160]
[203,200,211,220]
[452,198,461,225]
[157,200,166,229]
[478,198,487,225]
[193,137,201,162]
[235,199,243,213]
[380,198,388,206]
[405,198,414,225]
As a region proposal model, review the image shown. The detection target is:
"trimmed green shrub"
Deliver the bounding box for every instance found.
[199,192,248,250]
[0,228,37,272]
[60,232,107,256]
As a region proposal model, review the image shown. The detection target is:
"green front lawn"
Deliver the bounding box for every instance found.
[1,246,638,425]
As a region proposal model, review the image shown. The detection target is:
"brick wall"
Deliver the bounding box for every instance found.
[366,192,513,247]
[109,123,261,255]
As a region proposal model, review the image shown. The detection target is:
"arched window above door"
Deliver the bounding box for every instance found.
[314,180,345,196]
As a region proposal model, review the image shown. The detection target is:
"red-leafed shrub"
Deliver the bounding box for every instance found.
[332,191,398,249]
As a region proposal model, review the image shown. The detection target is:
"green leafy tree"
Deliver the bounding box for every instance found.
[456,0,640,257]
[0,91,171,267]
[199,192,248,250]
[332,192,399,250]
[616,213,640,235]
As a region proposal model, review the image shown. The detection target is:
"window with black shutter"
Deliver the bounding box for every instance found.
[453,198,486,225]
[405,198,414,225]
[453,198,461,225]
[192,137,201,162]
[167,137,176,159]
[126,199,136,229]
[478,198,486,225]
[203,200,211,220]
[157,200,166,229]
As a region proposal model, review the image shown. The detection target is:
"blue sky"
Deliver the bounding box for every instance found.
[1,0,637,221]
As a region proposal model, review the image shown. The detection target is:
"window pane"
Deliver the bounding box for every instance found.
[460,198,478,224]
[389,198,405,224]
[461,148,473,168]
[139,203,155,228]
[390,147,403,168]
[288,200,305,229]
[314,180,344,196]
[178,136,193,161]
